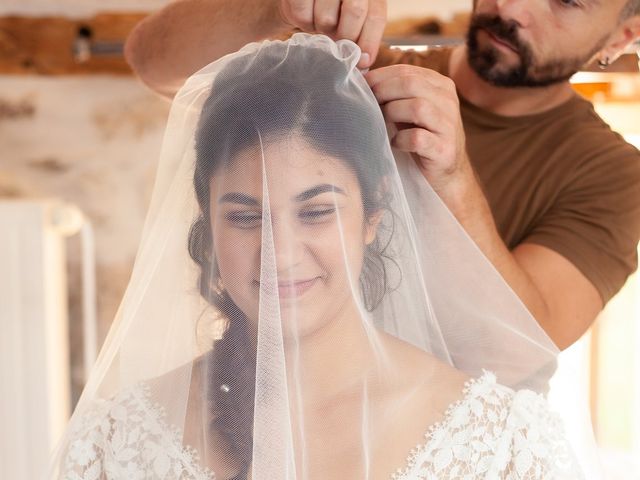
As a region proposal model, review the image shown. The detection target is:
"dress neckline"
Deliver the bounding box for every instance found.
[132,371,498,480]
[390,370,497,480]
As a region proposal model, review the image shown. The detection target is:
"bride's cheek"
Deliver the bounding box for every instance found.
[216,232,259,289]
[316,231,358,284]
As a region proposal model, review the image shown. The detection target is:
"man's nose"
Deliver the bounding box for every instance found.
[496,0,534,29]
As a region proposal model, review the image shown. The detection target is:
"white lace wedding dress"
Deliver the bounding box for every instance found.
[60,372,582,480]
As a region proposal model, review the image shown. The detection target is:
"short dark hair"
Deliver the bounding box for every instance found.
[622,0,640,19]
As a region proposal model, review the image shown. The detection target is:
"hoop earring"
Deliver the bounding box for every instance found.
[598,56,610,70]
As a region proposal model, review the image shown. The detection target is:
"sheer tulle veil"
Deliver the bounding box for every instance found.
[48,33,599,479]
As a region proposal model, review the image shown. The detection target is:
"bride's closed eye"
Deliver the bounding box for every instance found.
[299,205,337,224]
[224,210,262,228]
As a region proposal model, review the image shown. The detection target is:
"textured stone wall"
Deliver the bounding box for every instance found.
[0,76,169,397]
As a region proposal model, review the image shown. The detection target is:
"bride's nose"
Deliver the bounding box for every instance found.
[268,217,305,275]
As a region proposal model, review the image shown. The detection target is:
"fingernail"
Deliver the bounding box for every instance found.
[359,52,371,67]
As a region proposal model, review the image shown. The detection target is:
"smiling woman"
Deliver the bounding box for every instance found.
[48,33,594,479]
[188,46,392,330]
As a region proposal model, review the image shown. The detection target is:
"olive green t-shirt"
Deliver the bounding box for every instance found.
[374,46,640,303]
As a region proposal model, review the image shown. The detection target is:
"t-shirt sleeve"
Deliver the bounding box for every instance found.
[523,135,640,304]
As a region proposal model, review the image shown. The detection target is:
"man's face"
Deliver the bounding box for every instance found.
[467,0,628,87]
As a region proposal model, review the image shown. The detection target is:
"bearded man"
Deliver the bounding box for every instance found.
[125,0,640,350]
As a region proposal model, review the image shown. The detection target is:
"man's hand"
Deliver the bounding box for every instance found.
[279,0,387,68]
[365,65,475,210]
[126,0,387,97]
[367,64,603,349]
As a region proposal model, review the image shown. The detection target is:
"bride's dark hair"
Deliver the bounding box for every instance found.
[188,40,393,477]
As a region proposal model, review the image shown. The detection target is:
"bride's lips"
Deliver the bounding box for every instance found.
[277,278,318,298]
[253,278,319,298]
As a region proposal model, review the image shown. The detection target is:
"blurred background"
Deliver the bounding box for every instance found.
[0,0,638,478]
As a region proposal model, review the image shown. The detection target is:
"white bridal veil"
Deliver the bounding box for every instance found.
[49,33,597,479]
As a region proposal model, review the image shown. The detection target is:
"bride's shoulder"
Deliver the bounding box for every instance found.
[63,388,214,480]
[466,371,561,425]
[457,372,582,477]
[463,371,562,429]
[395,373,582,480]
[66,381,159,443]
[68,356,203,435]
[60,358,219,480]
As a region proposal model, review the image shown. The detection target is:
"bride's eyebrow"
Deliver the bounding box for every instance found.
[294,184,346,202]
[218,192,259,206]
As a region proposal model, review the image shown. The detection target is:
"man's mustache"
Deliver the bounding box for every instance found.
[470,14,525,54]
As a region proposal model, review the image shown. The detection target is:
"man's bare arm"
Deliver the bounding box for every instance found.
[125,0,387,98]
[450,173,603,350]
[124,0,288,97]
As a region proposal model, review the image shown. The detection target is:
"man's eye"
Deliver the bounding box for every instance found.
[299,206,336,223]
[225,211,262,228]
[557,0,581,7]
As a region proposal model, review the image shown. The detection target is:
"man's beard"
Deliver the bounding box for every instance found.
[466,14,601,88]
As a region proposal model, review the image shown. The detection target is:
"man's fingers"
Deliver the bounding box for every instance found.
[336,0,368,42]
[281,0,314,31]
[367,66,456,94]
[382,98,448,134]
[369,74,453,106]
[313,0,342,33]
[282,0,387,68]
[392,128,438,158]
[392,128,455,170]
[355,0,387,68]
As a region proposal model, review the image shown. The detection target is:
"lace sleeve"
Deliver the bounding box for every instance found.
[59,398,109,480]
[58,386,214,480]
[501,389,584,480]
[391,373,585,480]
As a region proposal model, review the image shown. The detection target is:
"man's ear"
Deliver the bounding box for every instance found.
[596,15,640,65]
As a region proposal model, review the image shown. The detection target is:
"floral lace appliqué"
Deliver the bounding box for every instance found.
[391,371,583,480]
[60,385,214,480]
[60,373,581,480]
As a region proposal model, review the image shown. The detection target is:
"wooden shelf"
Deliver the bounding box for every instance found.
[0,14,144,75]
[1,13,638,77]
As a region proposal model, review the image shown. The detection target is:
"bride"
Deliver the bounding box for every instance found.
[51,34,587,479]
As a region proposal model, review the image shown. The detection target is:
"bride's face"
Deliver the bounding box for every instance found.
[209,137,378,338]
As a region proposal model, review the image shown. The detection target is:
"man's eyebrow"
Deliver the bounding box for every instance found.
[218,192,260,206]
[294,184,346,202]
